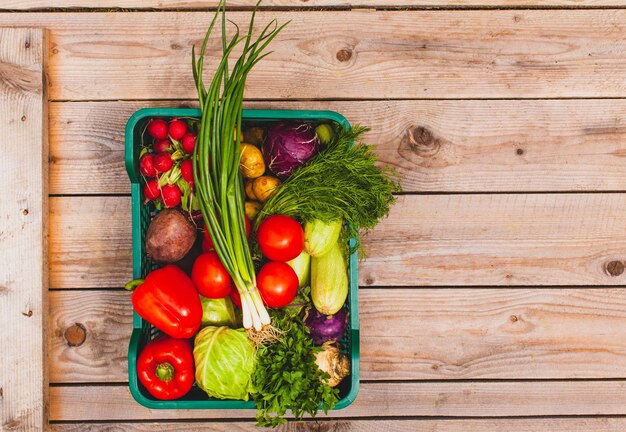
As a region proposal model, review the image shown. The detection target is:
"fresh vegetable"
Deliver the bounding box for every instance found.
[305,307,349,345]
[181,132,197,154]
[200,295,238,327]
[240,143,265,179]
[257,125,401,252]
[192,6,287,334]
[168,119,188,140]
[244,126,264,146]
[143,179,160,201]
[148,119,168,140]
[230,288,242,308]
[286,250,310,288]
[244,181,257,200]
[315,341,350,388]
[154,153,174,173]
[154,139,172,153]
[160,184,182,208]
[257,261,299,308]
[202,216,250,251]
[126,264,202,339]
[192,252,234,299]
[304,219,343,257]
[253,311,339,427]
[139,154,158,177]
[263,121,319,179]
[257,214,304,262]
[180,159,194,185]
[194,326,256,400]
[145,209,196,262]
[315,123,334,145]
[252,175,280,203]
[310,240,348,315]
[245,200,261,220]
[137,335,195,400]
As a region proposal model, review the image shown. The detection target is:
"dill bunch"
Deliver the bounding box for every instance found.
[256,124,401,250]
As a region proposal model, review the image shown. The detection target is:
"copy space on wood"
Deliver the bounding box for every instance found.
[0,28,47,431]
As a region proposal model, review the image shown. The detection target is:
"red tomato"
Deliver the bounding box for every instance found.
[203,216,250,250]
[230,288,242,309]
[257,215,304,262]
[191,252,233,298]
[257,261,298,308]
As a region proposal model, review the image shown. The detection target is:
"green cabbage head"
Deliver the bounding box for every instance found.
[193,326,256,400]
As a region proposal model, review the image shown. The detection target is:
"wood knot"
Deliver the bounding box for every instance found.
[170,43,182,50]
[64,323,87,347]
[25,41,30,49]
[606,260,624,277]
[22,310,33,317]
[405,126,441,157]
[509,315,519,323]
[516,148,524,155]
[336,48,353,62]
[364,276,374,285]
[22,209,28,216]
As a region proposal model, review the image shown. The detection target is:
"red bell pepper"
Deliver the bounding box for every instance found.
[126,265,202,339]
[137,335,195,400]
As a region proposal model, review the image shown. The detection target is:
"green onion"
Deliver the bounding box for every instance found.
[192,1,288,333]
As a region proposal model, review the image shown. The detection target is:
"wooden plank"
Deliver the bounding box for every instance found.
[49,289,626,383]
[5,0,626,9]
[46,418,626,432]
[1,10,626,100]
[48,381,626,420]
[0,28,47,432]
[50,99,626,195]
[49,194,626,288]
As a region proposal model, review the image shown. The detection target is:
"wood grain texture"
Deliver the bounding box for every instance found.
[49,289,626,383]
[1,10,626,100]
[46,418,626,432]
[50,99,626,195]
[5,0,625,9]
[48,381,626,420]
[49,194,626,288]
[0,28,47,432]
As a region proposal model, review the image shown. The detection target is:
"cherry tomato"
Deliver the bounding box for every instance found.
[257,261,298,308]
[257,215,304,262]
[203,216,250,250]
[230,288,242,309]
[191,252,233,298]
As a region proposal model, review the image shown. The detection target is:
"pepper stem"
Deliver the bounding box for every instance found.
[155,362,175,382]
[124,279,144,291]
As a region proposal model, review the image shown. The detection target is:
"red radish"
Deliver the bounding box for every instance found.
[168,119,188,140]
[147,119,167,140]
[161,184,182,208]
[181,132,197,153]
[154,153,174,173]
[143,179,160,200]
[181,159,193,183]
[153,139,171,153]
[139,154,158,177]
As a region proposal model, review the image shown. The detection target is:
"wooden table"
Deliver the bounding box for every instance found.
[2,1,626,431]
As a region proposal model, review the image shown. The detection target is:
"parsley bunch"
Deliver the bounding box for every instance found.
[253,311,339,427]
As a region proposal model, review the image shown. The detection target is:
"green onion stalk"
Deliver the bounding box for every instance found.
[192,1,288,337]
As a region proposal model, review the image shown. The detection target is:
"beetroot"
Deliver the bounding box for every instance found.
[181,132,197,154]
[181,159,193,184]
[147,119,168,140]
[154,153,174,173]
[305,307,349,345]
[139,154,158,177]
[153,139,172,153]
[143,179,160,200]
[161,184,182,208]
[168,119,188,140]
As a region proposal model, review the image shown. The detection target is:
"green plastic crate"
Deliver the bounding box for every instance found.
[124,107,360,410]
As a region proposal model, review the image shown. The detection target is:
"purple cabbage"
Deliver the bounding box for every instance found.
[305,307,349,345]
[262,121,320,179]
